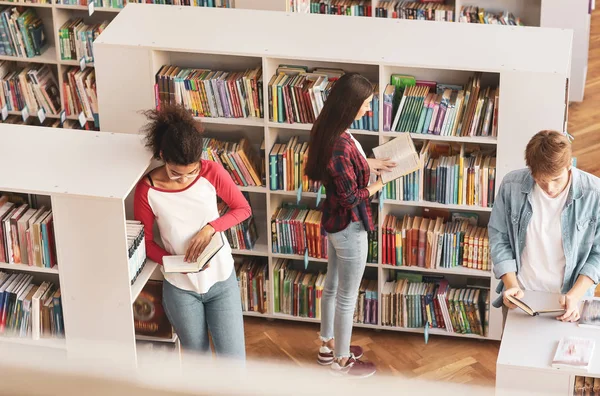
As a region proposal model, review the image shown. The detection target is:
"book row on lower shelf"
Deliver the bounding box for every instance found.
[0,271,64,340]
[126,220,147,285]
[0,6,45,59]
[382,212,491,271]
[57,0,233,8]
[234,256,489,337]
[218,192,260,251]
[0,193,56,269]
[574,376,600,395]
[1,113,97,129]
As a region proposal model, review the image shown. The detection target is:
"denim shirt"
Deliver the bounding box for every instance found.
[488,168,600,308]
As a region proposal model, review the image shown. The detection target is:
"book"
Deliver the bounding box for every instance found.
[552,336,595,371]
[234,257,268,314]
[506,295,565,317]
[372,134,421,184]
[162,232,225,273]
[133,280,173,340]
[578,298,600,329]
[375,0,454,21]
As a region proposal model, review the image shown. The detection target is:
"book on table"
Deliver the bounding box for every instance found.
[506,294,565,317]
[162,232,225,273]
[579,298,600,329]
[552,336,595,372]
[372,134,421,184]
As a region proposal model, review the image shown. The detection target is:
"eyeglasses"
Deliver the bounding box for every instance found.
[166,165,200,181]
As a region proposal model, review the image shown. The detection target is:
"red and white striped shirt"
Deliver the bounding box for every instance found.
[134,160,251,294]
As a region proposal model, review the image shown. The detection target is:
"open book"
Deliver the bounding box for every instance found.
[506,295,565,316]
[163,232,225,273]
[372,134,421,184]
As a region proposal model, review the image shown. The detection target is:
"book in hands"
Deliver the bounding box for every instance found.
[162,232,225,273]
[506,294,565,316]
[552,336,595,371]
[371,134,420,184]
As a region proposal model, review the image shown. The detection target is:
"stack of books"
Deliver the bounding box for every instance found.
[59,19,109,63]
[271,204,327,259]
[234,257,269,314]
[218,192,259,251]
[202,137,263,188]
[375,0,454,21]
[0,62,61,116]
[273,258,325,319]
[0,7,46,58]
[126,220,146,285]
[63,67,98,119]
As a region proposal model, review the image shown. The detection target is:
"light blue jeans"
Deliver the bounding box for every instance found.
[320,221,368,359]
[162,268,246,360]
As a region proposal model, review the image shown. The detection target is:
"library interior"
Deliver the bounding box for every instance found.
[0,0,598,395]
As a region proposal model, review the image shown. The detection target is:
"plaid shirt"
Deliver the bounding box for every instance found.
[322,132,374,233]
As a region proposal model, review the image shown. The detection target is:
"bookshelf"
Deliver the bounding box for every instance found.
[94,4,571,343]
[235,0,590,102]
[0,124,151,366]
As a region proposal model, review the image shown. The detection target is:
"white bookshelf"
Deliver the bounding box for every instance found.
[0,124,151,365]
[94,4,572,343]
[235,0,590,102]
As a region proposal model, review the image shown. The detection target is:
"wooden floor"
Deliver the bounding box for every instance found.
[244,11,600,388]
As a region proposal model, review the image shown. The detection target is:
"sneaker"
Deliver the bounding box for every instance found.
[318,345,363,365]
[330,355,376,379]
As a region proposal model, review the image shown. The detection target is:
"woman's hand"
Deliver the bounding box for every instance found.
[366,176,385,197]
[557,293,581,322]
[502,287,524,309]
[184,224,216,264]
[367,157,396,175]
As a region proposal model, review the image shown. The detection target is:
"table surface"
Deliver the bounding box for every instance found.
[497,291,600,375]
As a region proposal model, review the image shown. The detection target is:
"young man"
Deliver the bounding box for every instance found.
[489,130,600,324]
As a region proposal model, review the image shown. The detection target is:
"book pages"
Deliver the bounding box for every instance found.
[372,134,421,184]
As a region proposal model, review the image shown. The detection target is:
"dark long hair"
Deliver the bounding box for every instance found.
[141,104,204,165]
[305,73,373,182]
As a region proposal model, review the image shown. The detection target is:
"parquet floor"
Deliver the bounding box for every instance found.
[244,10,600,388]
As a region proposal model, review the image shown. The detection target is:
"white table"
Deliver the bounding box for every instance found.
[496,291,600,396]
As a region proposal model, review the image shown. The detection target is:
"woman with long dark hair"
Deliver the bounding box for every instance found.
[306,73,394,378]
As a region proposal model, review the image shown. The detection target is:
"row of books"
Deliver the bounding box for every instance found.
[0,114,97,130]
[384,73,499,138]
[574,376,600,395]
[271,204,327,259]
[235,257,268,314]
[201,137,264,187]
[63,67,98,119]
[366,210,378,264]
[155,65,264,120]
[55,0,232,7]
[0,194,56,269]
[458,7,524,26]
[287,0,372,16]
[218,192,259,251]
[382,168,421,202]
[0,61,61,116]
[381,275,489,336]
[0,7,46,59]
[126,220,147,286]
[354,278,378,325]
[375,1,454,22]
[59,19,108,63]
[0,273,64,340]
[268,65,379,131]
[269,136,310,192]
[382,213,491,271]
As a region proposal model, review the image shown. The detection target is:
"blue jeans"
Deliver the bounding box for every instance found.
[319,221,368,359]
[162,268,246,360]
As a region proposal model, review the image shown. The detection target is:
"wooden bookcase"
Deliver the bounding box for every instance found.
[94,4,572,345]
[235,0,590,102]
[0,124,152,366]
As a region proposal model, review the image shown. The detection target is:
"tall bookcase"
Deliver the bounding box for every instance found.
[235,0,590,102]
[0,124,152,366]
[94,4,572,343]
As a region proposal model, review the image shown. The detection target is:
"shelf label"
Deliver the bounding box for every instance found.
[78,112,86,127]
[88,0,94,16]
[37,107,45,124]
[296,185,302,204]
[1,105,7,121]
[304,249,308,270]
[21,106,29,122]
[93,113,99,128]
[60,110,66,125]
[424,322,430,344]
[316,187,322,207]
[379,185,386,211]
[80,57,86,71]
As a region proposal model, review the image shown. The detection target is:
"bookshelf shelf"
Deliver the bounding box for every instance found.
[242,311,269,318]
[232,237,269,257]
[131,260,158,302]
[60,59,95,67]
[0,335,66,349]
[381,264,492,279]
[0,262,59,274]
[0,1,54,7]
[198,116,264,128]
[53,4,122,12]
[383,325,489,340]
[95,4,572,345]
[0,46,57,65]
[238,185,267,194]
[383,199,493,213]
[271,312,381,330]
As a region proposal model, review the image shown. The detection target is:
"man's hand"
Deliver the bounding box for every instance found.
[366,157,396,175]
[503,287,524,309]
[557,293,581,322]
[184,224,216,263]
